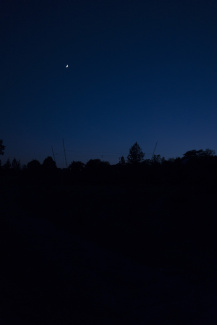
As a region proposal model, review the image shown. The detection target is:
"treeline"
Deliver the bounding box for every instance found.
[1,140,217,185]
[2,140,217,272]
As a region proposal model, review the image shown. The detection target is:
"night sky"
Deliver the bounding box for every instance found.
[2,0,217,167]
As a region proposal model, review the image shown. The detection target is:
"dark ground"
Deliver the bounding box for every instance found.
[1,175,217,324]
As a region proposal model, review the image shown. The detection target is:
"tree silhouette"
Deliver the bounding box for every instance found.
[27,159,41,170]
[85,159,110,170]
[42,156,57,170]
[152,154,164,164]
[183,149,215,159]
[0,140,5,155]
[127,142,144,164]
[3,159,11,170]
[68,161,84,173]
[119,156,126,165]
[11,158,21,170]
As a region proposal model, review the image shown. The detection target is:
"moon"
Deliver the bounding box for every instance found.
[66,64,69,68]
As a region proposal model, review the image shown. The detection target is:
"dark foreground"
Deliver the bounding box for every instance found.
[1,178,217,324]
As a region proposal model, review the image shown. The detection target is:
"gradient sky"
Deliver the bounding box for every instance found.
[1,0,217,167]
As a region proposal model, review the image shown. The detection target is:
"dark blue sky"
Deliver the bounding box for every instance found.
[1,0,217,166]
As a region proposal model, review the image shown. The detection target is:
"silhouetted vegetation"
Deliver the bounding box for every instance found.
[1,144,217,186]
[68,161,84,173]
[11,158,21,170]
[0,139,5,155]
[42,156,57,170]
[1,140,216,183]
[3,158,11,170]
[27,159,41,171]
[2,143,217,273]
[118,156,126,165]
[2,141,217,324]
[127,142,144,164]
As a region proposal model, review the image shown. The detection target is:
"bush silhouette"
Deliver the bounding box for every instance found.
[27,159,41,171]
[42,156,57,170]
[68,161,84,173]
